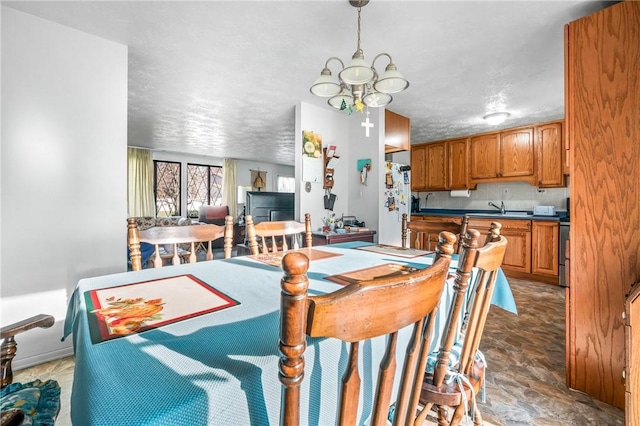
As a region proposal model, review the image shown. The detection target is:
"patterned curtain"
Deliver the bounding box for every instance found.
[127,148,155,217]
[222,158,237,220]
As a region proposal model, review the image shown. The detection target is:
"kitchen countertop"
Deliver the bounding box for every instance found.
[411,208,568,222]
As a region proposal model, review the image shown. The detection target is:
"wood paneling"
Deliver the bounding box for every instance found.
[568,1,640,409]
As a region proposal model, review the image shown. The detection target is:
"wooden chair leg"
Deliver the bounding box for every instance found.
[437,405,449,426]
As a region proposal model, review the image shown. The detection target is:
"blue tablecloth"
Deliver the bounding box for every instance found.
[63,242,515,425]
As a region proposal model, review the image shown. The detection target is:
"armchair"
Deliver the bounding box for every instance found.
[1,315,61,426]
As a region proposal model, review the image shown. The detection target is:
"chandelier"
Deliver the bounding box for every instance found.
[309,0,409,113]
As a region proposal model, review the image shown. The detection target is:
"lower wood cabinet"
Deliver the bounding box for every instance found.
[532,221,559,276]
[467,218,532,273]
[409,215,462,250]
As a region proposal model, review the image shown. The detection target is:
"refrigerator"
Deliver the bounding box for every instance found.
[377,162,411,247]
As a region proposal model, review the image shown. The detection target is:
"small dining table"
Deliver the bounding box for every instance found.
[63,242,516,426]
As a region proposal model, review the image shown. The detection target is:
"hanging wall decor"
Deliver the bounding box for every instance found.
[357,158,372,185]
[302,130,323,183]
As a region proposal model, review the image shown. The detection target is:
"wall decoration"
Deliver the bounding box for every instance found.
[357,158,372,185]
[251,169,267,191]
[302,130,323,183]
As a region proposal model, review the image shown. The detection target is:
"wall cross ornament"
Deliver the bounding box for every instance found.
[361,116,374,137]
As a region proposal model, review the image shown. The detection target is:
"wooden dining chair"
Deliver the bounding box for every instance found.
[246,213,312,255]
[416,222,507,426]
[401,213,469,253]
[279,231,458,426]
[127,216,235,271]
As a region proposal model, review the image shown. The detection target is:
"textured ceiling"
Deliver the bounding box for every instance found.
[3,1,612,166]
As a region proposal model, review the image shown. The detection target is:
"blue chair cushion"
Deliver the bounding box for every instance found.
[0,379,61,426]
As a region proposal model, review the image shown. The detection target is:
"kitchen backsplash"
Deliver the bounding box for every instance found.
[413,179,570,211]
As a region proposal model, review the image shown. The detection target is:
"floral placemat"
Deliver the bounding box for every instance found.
[355,243,433,258]
[248,247,342,267]
[324,263,421,286]
[84,274,239,344]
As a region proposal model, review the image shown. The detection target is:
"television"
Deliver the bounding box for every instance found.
[245,192,294,225]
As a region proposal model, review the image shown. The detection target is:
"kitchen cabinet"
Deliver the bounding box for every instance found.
[532,221,559,276]
[385,109,410,153]
[409,215,462,250]
[536,121,565,188]
[410,145,427,191]
[448,138,471,190]
[425,141,447,190]
[566,1,639,409]
[412,138,472,192]
[469,127,536,185]
[469,132,500,180]
[467,218,532,274]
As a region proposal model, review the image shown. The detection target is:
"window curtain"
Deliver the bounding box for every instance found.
[127,148,155,217]
[222,158,237,220]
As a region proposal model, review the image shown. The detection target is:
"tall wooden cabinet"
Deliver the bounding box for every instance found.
[566,1,640,410]
[425,142,448,190]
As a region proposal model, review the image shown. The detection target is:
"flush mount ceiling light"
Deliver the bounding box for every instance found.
[483,112,510,126]
[309,0,409,113]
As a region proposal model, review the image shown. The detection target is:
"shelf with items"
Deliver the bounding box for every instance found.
[323,147,339,189]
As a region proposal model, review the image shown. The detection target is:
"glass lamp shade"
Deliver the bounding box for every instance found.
[373,67,409,94]
[339,56,375,85]
[363,90,392,107]
[310,72,341,97]
[483,112,510,125]
[328,88,354,109]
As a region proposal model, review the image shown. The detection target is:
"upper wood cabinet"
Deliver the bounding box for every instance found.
[536,121,565,188]
[500,127,535,178]
[411,138,473,191]
[448,138,471,190]
[410,144,427,191]
[425,141,448,190]
[385,109,410,153]
[470,127,535,184]
[469,133,501,180]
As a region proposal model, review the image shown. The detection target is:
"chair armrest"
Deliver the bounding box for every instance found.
[1,314,55,340]
[1,314,55,388]
[0,409,25,426]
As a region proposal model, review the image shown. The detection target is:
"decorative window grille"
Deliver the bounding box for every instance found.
[187,164,223,218]
[154,160,181,217]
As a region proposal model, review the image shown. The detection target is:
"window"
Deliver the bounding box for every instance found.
[154,160,181,217]
[277,176,295,193]
[187,163,223,218]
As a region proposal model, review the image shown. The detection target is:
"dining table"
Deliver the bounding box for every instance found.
[62,241,516,426]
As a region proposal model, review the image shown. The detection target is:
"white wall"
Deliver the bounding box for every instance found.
[1,7,128,368]
[296,102,350,230]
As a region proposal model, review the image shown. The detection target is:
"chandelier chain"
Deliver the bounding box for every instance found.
[356,6,362,53]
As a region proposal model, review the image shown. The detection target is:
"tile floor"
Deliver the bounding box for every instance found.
[13,278,624,425]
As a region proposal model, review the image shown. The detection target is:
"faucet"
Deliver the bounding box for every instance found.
[489,201,506,214]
